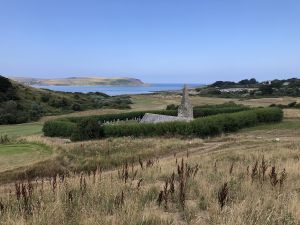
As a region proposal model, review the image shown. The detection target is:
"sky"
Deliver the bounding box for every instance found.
[0,0,300,83]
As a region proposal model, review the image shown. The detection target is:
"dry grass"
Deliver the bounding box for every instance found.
[0,117,300,224]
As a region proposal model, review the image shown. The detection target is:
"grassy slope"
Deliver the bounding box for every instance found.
[13,80,129,114]
[10,76,144,86]
[0,76,132,125]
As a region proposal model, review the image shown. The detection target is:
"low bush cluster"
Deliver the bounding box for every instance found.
[71,118,104,141]
[270,101,300,109]
[43,119,77,137]
[193,106,249,117]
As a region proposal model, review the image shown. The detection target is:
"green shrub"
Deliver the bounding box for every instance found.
[166,104,179,110]
[193,103,249,117]
[43,120,76,137]
[255,107,283,123]
[71,118,104,141]
[71,103,81,111]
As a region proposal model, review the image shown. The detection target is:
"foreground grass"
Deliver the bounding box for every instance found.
[0,125,299,224]
[0,137,204,184]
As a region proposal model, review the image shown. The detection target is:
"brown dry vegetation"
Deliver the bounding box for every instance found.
[0,116,299,224]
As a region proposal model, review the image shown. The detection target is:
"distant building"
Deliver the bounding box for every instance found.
[283,82,290,86]
[262,80,272,85]
[140,85,194,124]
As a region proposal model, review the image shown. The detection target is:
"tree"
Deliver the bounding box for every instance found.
[259,85,273,95]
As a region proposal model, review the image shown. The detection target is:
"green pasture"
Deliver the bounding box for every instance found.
[0,143,52,172]
[0,123,43,138]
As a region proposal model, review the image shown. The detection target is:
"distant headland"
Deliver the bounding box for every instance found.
[9,76,144,86]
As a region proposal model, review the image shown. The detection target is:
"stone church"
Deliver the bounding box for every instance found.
[140,85,193,124]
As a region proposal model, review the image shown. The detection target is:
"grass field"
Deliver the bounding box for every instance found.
[0,142,52,172]
[39,94,300,122]
[0,123,43,138]
[0,117,299,224]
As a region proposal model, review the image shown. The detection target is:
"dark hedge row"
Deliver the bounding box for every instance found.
[43,119,77,137]
[102,107,283,138]
[67,109,178,124]
[193,106,249,117]
[43,104,251,138]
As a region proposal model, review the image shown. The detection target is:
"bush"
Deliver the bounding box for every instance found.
[193,106,249,117]
[255,107,283,123]
[43,120,76,137]
[166,104,179,110]
[288,102,297,108]
[71,103,82,111]
[71,118,104,141]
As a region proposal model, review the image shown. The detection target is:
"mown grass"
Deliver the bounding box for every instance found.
[0,123,43,138]
[0,142,52,172]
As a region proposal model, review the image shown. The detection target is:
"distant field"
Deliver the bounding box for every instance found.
[39,94,300,122]
[0,143,52,172]
[0,123,43,138]
[241,118,300,131]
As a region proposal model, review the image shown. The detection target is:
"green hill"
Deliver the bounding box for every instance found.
[196,77,300,98]
[0,76,132,125]
[10,76,144,86]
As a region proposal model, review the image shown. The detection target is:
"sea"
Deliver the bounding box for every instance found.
[32,83,202,96]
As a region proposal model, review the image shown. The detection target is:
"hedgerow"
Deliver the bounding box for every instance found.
[193,106,249,117]
[43,103,251,138]
[67,110,178,124]
[103,107,282,138]
[43,119,76,137]
[71,118,104,141]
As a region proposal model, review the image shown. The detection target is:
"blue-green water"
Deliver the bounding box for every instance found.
[33,83,202,96]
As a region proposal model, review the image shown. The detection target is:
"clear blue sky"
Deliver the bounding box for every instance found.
[1,0,299,83]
